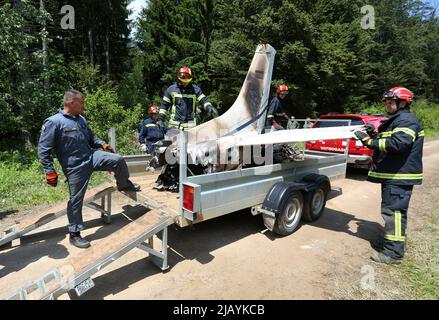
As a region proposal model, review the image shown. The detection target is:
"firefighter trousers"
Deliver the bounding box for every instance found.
[380,184,413,259]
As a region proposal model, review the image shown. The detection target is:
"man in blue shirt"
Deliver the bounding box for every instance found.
[38,89,140,249]
[139,105,168,154]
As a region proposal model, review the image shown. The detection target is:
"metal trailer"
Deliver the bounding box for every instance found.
[164,131,348,233]
[0,132,349,300]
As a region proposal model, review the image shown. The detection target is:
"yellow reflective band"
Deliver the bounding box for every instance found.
[393,128,416,142]
[181,94,196,99]
[159,109,168,116]
[169,119,197,129]
[145,124,157,128]
[379,132,392,138]
[378,128,417,141]
[395,211,402,239]
[379,139,387,152]
[267,115,274,119]
[171,93,183,99]
[163,96,171,103]
[197,94,206,102]
[384,234,406,242]
[368,171,423,180]
[418,130,425,137]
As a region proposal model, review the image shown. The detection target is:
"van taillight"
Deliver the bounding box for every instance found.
[183,184,194,212]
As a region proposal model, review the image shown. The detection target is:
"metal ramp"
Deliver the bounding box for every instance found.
[2,207,173,300]
[0,183,115,248]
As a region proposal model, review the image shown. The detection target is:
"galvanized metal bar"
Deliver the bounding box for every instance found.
[104,193,112,224]
[46,218,173,300]
[0,225,18,247]
[137,243,165,259]
[108,127,116,151]
[179,131,188,218]
[0,187,115,248]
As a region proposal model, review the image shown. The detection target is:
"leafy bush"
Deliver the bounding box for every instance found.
[360,99,439,137]
[84,88,145,155]
[0,148,109,213]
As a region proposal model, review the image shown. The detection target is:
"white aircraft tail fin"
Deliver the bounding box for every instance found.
[188,44,276,145]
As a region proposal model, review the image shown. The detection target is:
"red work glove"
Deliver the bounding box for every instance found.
[46,172,58,187]
[102,144,115,153]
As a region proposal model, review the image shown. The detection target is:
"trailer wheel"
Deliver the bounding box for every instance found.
[302,184,329,222]
[273,191,304,236]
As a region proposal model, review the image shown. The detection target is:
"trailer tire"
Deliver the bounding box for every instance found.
[302,183,329,222]
[273,191,304,236]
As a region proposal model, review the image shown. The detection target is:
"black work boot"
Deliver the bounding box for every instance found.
[117,181,141,192]
[370,238,384,252]
[370,251,402,265]
[69,232,91,249]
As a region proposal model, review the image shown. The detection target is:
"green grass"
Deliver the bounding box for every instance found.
[425,129,439,139]
[397,211,439,299]
[0,148,110,214]
[333,176,439,300]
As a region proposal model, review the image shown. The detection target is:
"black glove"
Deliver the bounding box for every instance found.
[354,130,370,142]
[206,105,219,118]
[364,124,376,137]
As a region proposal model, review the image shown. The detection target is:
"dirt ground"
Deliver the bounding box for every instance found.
[1,140,438,300]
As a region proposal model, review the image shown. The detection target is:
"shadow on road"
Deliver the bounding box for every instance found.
[309,208,383,242]
[345,167,369,181]
[0,206,147,279]
[78,203,384,299]
[0,187,383,299]
[0,210,19,220]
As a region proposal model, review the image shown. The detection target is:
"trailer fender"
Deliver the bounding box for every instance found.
[261,182,307,233]
[261,175,331,234]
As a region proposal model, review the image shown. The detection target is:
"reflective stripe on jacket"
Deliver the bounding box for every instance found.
[159,82,212,126]
[139,118,168,153]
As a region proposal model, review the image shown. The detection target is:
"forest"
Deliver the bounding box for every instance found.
[1,0,439,153]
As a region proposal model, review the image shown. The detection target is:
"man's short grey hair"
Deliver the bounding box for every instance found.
[64,89,83,104]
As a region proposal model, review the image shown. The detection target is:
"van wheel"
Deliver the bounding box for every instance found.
[273,191,304,236]
[302,184,329,222]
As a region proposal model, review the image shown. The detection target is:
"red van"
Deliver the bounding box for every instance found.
[305,114,388,168]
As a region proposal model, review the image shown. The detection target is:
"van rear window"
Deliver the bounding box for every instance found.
[313,119,364,127]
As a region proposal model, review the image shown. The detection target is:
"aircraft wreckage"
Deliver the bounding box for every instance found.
[149,44,363,191]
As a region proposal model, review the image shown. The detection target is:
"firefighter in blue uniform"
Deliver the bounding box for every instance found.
[38,89,140,249]
[159,66,218,130]
[266,84,290,130]
[139,104,168,154]
[354,86,424,264]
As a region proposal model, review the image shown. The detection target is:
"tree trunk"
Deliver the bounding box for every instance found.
[14,0,32,147]
[88,28,94,67]
[40,0,49,95]
[105,29,110,77]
